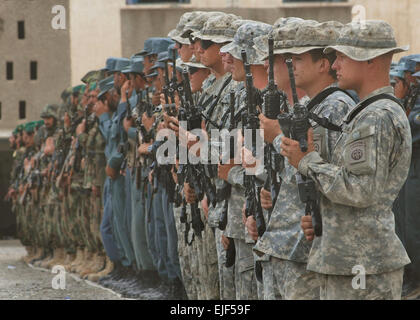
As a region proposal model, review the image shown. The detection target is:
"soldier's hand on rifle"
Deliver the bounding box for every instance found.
[142,112,155,131]
[221,234,230,250]
[76,119,86,135]
[123,117,134,133]
[241,147,260,171]
[121,79,133,103]
[44,137,55,156]
[246,216,258,241]
[259,113,282,144]
[152,91,161,106]
[168,115,179,133]
[64,112,71,129]
[138,141,152,155]
[260,188,273,210]
[301,215,315,241]
[280,128,314,169]
[218,159,237,182]
[184,182,197,204]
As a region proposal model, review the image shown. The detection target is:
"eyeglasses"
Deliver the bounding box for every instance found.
[200,40,215,50]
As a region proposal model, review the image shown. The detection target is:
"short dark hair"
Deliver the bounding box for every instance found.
[309,49,337,80]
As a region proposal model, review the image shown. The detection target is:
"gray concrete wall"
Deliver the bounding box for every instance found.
[0,0,71,134]
[120,4,352,58]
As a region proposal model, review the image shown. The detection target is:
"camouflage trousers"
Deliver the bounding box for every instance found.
[233,238,258,300]
[174,205,197,300]
[215,228,236,300]
[262,257,320,300]
[318,268,404,300]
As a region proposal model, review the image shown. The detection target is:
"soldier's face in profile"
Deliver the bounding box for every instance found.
[231,56,245,82]
[291,52,320,90]
[273,54,290,91]
[394,77,409,99]
[177,43,193,62]
[144,55,157,74]
[43,117,55,129]
[220,52,234,73]
[332,51,362,91]
[190,68,210,93]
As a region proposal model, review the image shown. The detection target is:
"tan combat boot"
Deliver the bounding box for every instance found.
[46,248,66,269]
[33,248,50,267]
[69,248,84,273]
[39,249,57,269]
[82,253,106,278]
[76,248,92,275]
[63,252,76,271]
[87,256,114,282]
[23,246,34,264]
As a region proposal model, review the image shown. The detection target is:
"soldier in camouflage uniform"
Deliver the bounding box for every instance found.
[183,13,245,300]
[254,21,356,300]
[288,20,412,299]
[218,21,274,300]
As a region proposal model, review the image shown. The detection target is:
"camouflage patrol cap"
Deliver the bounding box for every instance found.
[324,20,409,61]
[168,11,204,45]
[253,19,316,60]
[182,12,226,39]
[97,76,114,99]
[40,104,59,119]
[269,21,343,56]
[220,21,273,65]
[81,70,97,84]
[61,86,73,102]
[193,13,242,43]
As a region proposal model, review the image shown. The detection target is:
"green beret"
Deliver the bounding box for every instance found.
[36,120,45,129]
[72,84,86,95]
[89,81,98,91]
[24,121,37,134]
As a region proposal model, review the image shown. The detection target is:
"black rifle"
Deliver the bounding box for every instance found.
[241,49,266,238]
[218,89,236,231]
[277,59,322,237]
[262,36,287,213]
[405,82,420,114]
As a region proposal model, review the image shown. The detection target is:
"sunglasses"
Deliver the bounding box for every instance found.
[189,67,199,75]
[189,35,196,44]
[200,40,215,50]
